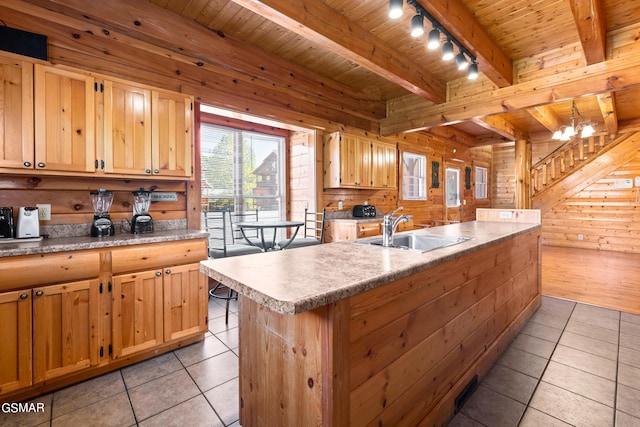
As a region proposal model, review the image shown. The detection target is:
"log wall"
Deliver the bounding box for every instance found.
[491,143,516,209]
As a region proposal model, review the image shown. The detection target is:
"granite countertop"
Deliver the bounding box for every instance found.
[200,221,540,315]
[0,229,209,257]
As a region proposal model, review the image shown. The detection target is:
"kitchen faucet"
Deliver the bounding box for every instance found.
[383,206,410,247]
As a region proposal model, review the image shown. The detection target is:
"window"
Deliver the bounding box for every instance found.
[402,152,426,200]
[200,123,286,223]
[446,167,460,207]
[475,166,488,199]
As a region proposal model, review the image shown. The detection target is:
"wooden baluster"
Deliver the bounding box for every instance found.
[550,157,556,180]
[542,163,547,186]
[568,146,575,167]
[588,136,595,154]
[560,151,565,174]
[578,138,585,160]
[599,135,606,148]
[532,169,538,193]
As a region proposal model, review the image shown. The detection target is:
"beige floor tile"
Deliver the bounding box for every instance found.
[540,296,575,319]
[52,370,125,418]
[571,304,620,332]
[621,333,640,352]
[496,347,548,379]
[174,335,229,367]
[566,318,619,345]
[618,363,640,391]
[447,412,486,427]
[510,333,556,359]
[204,377,240,426]
[52,391,134,427]
[129,369,200,421]
[521,321,563,343]
[0,393,52,427]
[138,395,223,427]
[121,352,183,389]
[622,321,640,338]
[551,345,617,380]
[617,410,640,427]
[529,310,568,330]
[519,407,572,427]
[622,312,640,326]
[215,327,239,350]
[187,350,239,392]
[617,384,640,419]
[541,361,615,407]
[529,382,613,427]
[460,385,525,427]
[559,330,619,360]
[620,346,640,369]
[481,364,538,404]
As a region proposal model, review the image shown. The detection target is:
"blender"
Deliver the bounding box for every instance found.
[131,188,153,234]
[90,189,115,237]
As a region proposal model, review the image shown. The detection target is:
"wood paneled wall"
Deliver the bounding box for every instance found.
[492,143,516,209]
[320,125,492,225]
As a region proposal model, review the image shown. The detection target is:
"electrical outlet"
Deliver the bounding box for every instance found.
[338,200,343,210]
[36,204,51,221]
[577,234,584,241]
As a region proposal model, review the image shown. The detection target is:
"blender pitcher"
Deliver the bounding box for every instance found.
[131,188,153,234]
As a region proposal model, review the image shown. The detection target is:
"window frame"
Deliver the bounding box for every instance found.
[401,151,427,201]
[475,166,488,200]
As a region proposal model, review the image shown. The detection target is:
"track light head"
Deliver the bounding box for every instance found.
[389,0,403,19]
[467,62,479,80]
[427,28,440,50]
[455,52,469,70]
[411,14,424,37]
[442,40,454,61]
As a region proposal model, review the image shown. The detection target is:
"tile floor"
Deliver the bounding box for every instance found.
[3,295,640,427]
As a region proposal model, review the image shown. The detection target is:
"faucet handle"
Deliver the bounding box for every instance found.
[387,206,403,217]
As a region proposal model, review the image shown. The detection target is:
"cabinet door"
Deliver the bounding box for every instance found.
[339,135,371,187]
[0,56,34,170]
[163,263,207,342]
[372,142,397,188]
[112,270,163,358]
[152,90,193,178]
[34,65,95,173]
[32,279,100,383]
[103,80,152,175]
[0,290,32,394]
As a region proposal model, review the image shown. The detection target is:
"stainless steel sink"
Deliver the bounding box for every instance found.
[354,233,471,253]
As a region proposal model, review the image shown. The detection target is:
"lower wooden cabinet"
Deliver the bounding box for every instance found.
[0,238,208,401]
[324,218,414,242]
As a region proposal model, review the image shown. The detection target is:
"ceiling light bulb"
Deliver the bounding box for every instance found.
[581,124,595,138]
[455,52,469,70]
[427,28,440,49]
[442,40,454,60]
[411,14,424,37]
[552,130,562,140]
[563,126,575,138]
[467,62,479,80]
[389,0,403,19]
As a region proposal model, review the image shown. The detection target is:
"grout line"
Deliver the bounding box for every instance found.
[613,311,622,426]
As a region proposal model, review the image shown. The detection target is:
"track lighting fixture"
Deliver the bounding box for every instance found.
[395,0,479,80]
[551,101,597,141]
[427,28,440,50]
[389,0,403,19]
[411,14,424,37]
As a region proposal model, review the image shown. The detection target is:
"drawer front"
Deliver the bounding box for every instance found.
[358,222,382,237]
[111,239,207,275]
[0,251,101,291]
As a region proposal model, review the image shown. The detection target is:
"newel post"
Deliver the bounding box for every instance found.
[515,139,532,209]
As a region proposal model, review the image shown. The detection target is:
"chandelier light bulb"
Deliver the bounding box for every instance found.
[581,124,595,138]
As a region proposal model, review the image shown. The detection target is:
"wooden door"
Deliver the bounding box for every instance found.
[32,279,100,383]
[112,270,163,358]
[0,290,32,394]
[0,56,34,171]
[163,263,207,342]
[34,65,95,173]
[152,90,193,178]
[103,80,152,176]
[444,166,463,223]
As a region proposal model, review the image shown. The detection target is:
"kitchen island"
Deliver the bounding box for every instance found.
[201,220,541,427]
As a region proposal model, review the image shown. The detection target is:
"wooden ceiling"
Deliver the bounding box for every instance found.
[5,0,640,145]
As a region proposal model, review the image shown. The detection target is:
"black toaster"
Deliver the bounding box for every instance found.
[353,205,376,217]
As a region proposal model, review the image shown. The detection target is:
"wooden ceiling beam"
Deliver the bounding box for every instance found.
[380,52,640,135]
[526,105,565,133]
[417,0,512,87]
[596,92,618,135]
[569,0,607,64]
[471,116,526,141]
[229,0,446,104]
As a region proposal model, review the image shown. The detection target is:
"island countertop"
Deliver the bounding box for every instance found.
[0,229,209,257]
[200,220,540,315]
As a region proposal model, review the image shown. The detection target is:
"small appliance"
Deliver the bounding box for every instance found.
[90,189,115,237]
[0,207,14,239]
[352,204,377,218]
[16,207,40,239]
[131,188,153,234]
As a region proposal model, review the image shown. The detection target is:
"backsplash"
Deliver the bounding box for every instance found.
[40,219,188,239]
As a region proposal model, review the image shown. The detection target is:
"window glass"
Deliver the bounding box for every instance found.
[475,166,488,199]
[402,152,427,200]
[446,167,460,207]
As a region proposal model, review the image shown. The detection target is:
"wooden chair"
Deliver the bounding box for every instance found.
[205,209,262,323]
[279,208,326,249]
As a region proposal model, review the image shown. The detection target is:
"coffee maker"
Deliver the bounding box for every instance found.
[90,189,115,237]
[131,188,153,234]
[0,207,14,239]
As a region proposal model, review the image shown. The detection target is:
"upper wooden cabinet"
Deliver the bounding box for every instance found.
[152,90,193,178]
[35,65,96,173]
[0,56,34,170]
[324,132,397,189]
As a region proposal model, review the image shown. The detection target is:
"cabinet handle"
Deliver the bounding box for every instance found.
[155,271,162,277]
[153,169,159,174]
[37,162,46,168]
[35,290,44,297]
[165,269,171,275]
[23,161,31,168]
[145,169,151,174]
[19,293,28,300]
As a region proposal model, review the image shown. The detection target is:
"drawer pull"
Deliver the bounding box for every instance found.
[35,290,44,297]
[19,293,28,300]
[165,269,171,275]
[37,162,46,168]
[155,271,162,277]
[23,161,31,167]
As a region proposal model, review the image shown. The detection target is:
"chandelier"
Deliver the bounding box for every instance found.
[552,101,596,141]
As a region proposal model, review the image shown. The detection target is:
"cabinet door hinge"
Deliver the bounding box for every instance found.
[108,344,113,355]
[108,282,112,292]
[94,82,98,92]
[190,102,193,111]
[100,83,104,93]
[95,159,99,169]
[100,346,104,357]
[99,283,103,294]
[101,160,105,170]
